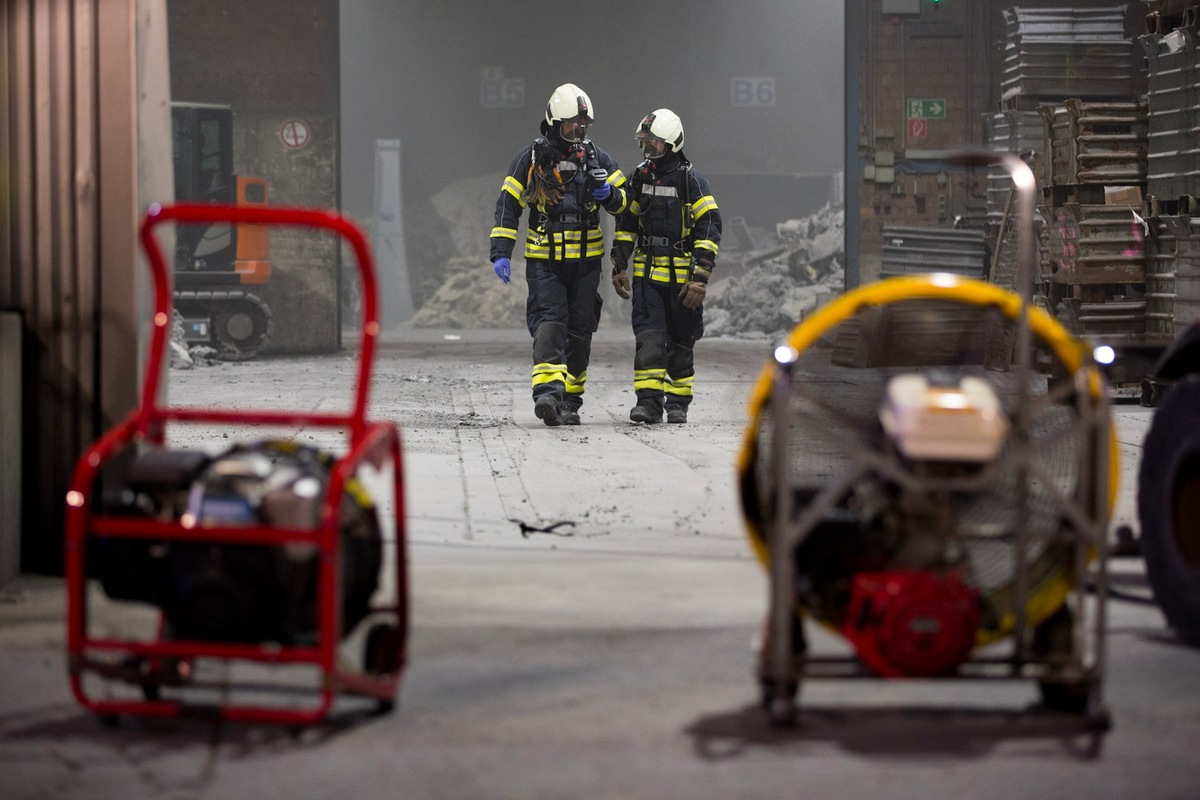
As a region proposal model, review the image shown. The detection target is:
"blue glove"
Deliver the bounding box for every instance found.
[493,257,511,284]
[592,182,612,202]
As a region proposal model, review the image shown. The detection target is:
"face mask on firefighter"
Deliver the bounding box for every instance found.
[637,132,667,160]
[560,118,590,143]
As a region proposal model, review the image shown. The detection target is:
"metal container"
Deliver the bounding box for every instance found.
[1044,202,1147,285]
[880,226,988,280]
[1167,216,1200,335]
[1146,215,1179,335]
[1141,30,1200,204]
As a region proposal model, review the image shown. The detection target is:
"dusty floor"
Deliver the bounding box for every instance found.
[2,327,1198,800]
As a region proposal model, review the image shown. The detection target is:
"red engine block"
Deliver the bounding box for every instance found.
[841,571,980,678]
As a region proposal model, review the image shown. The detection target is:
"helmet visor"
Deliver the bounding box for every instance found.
[560,118,590,143]
[637,131,668,159]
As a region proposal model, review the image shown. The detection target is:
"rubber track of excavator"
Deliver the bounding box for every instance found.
[175,289,274,361]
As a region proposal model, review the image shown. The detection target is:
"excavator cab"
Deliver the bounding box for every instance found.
[171,102,273,359]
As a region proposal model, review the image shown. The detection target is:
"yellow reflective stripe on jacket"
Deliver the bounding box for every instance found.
[631,252,690,283]
[614,229,637,245]
[503,175,526,204]
[524,228,605,260]
[692,194,717,218]
[491,225,518,241]
[605,169,629,213]
[694,238,718,255]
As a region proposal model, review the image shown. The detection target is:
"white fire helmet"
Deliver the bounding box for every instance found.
[545,83,594,143]
[635,109,685,159]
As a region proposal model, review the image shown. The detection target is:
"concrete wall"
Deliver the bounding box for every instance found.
[168,0,341,355]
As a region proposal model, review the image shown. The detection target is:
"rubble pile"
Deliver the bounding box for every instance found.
[410,172,529,329]
[409,255,527,329]
[403,172,846,338]
[705,203,845,339]
[169,309,220,369]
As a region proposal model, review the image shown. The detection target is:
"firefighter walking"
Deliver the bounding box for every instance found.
[489,83,627,426]
[611,109,721,424]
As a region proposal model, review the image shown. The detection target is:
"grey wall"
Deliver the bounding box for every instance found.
[340,0,846,299]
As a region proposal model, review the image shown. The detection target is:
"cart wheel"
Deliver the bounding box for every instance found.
[363,622,403,676]
[1032,604,1093,713]
[759,677,799,726]
[1032,603,1073,659]
[1038,679,1091,714]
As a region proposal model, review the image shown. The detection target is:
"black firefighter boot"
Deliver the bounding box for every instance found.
[532,321,567,427]
[534,394,561,427]
[629,396,664,424]
[559,400,581,426]
[665,406,688,424]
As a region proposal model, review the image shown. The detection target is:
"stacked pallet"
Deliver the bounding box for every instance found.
[1036,100,1157,396]
[985,7,1136,304]
[1141,4,1200,212]
[1136,1,1200,376]
[1000,6,1136,106]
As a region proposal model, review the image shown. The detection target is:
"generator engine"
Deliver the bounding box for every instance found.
[842,571,980,677]
[98,440,381,644]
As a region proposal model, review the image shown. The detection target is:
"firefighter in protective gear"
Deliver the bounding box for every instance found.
[611,109,721,425]
[490,83,628,426]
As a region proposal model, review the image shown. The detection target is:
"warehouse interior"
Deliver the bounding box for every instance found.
[3,1,1200,797]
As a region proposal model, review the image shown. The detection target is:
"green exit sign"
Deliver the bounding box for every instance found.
[907,99,946,119]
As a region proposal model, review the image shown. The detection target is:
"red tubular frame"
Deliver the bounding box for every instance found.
[65,203,409,725]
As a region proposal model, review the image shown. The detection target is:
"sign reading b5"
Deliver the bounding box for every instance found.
[907,98,946,119]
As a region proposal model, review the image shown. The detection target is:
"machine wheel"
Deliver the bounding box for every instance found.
[175,290,273,361]
[1138,376,1200,646]
[363,622,402,714]
[1038,679,1091,715]
[212,293,273,360]
[363,622,403,676]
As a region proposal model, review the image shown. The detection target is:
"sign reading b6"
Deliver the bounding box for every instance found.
[731,77,776,107]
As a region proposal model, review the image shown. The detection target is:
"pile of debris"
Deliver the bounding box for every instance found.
[403,173,846,340]
[169,309,221,369]
[408,255,528,329]
[409,172,533,329]
[705,203,845,339]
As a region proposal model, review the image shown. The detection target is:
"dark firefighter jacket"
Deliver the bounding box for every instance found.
[490,138,628,264]
[613,158,721,285]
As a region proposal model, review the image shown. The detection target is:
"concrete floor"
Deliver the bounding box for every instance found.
[2,328,1198,800]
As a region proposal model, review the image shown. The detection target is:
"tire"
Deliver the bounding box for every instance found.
[1137,375,1200,646]
[363,622,403,676]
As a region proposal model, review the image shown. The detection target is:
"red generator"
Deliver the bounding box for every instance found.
[65,203,408,726]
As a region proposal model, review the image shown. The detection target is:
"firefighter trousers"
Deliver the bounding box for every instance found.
[526,256,602,409]
[630,278,704,409]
